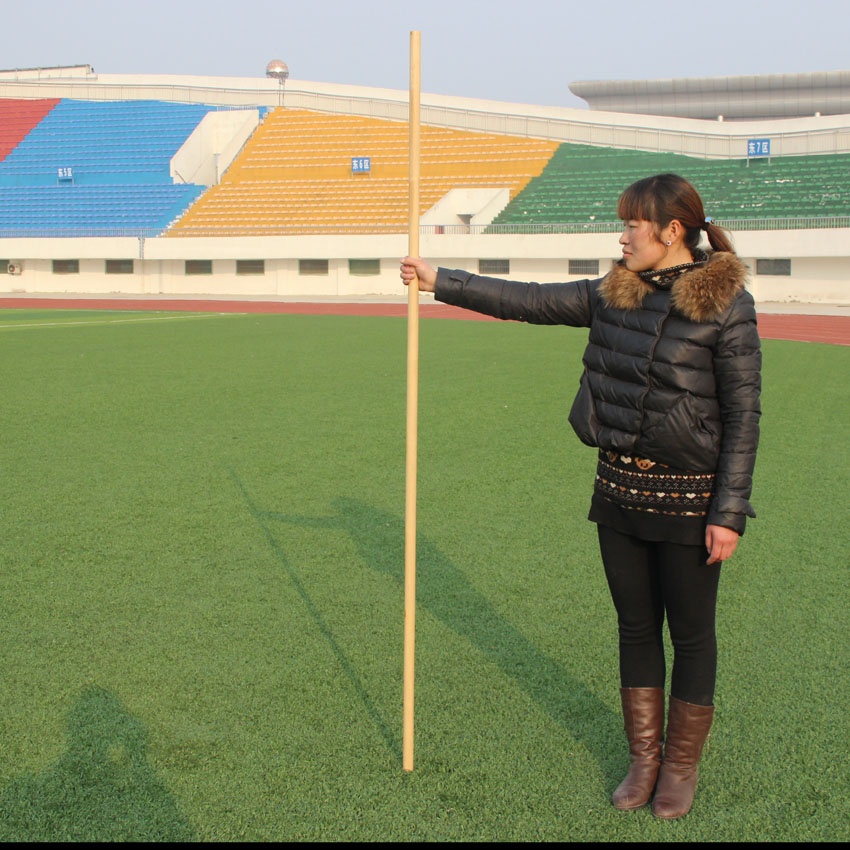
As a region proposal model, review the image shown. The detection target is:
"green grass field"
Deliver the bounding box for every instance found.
[0,308,847,841]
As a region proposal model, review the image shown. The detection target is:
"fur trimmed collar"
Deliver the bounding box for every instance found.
[599,251,749,322]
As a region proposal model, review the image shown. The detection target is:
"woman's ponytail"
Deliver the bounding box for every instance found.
[702,219,735,254]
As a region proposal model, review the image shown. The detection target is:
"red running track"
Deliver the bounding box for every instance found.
[1,297,848,346]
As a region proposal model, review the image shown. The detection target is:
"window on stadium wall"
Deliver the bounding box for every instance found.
[106,259,134,274]
[185,260,213,275]
[349,259,380,276]
[299,259,329,276]
[53,260,80,274]
[569,259,600,276]
[237,260,265,275]
[479,259,510,275]
[756,259,792,276]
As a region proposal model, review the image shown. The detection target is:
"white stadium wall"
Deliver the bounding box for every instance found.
[170,109,260,186]
[2,230,848,304]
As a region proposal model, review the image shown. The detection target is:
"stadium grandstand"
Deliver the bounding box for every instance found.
[0,64,848,303]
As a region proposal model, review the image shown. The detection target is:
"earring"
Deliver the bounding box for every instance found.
[666,240,672,246]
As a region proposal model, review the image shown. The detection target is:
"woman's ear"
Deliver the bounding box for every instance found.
[667,219,685,243]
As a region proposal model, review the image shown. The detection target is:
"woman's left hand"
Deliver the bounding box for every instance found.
[705,524,739,565]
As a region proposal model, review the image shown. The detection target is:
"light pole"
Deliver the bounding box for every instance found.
[265,60,290,107]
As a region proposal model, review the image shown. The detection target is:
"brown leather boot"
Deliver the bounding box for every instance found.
[651,695,715,819]
[611,687,665,811]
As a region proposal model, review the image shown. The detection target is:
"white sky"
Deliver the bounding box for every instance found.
[4,0,848,109]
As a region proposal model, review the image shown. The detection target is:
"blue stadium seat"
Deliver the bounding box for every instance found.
[0,183,205,237]
[0,98,243,235]
[0,99,216,187]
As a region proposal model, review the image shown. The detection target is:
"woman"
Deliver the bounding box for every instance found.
[400,173,761,819]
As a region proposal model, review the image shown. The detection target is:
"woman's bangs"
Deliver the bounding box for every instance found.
[617,181,657,223]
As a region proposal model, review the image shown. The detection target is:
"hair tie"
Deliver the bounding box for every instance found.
[702,217,713,230]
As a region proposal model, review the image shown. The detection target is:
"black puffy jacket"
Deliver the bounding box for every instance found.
[434,251,761,534]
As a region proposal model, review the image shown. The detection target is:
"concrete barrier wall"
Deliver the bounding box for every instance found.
[170,109,260,186]
[2,230,848,304]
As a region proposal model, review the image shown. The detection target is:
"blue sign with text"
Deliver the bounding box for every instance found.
[57,167,74,181]
[351,156,371,173]
[747,139,770,157]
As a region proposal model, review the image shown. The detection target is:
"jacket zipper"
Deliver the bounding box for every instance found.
[635,298,673,438]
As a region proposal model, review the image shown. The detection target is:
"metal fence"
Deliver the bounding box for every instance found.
[472,216,850,234]
[2,217,848,240]
[0,229,164,239]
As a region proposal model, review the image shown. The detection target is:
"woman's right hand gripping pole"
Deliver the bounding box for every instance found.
[400,257,437,293]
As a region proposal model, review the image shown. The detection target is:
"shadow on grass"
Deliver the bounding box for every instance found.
[234,473,619,779]
[233,474,402,762]
[0,686,196,842]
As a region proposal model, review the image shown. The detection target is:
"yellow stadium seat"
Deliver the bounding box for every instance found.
[166,110,557,235]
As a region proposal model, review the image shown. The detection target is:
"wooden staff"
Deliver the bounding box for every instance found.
[403,29,421,773]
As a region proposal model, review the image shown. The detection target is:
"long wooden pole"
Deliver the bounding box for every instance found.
[403,29,421,773]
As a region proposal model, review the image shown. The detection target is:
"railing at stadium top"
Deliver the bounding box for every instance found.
[1,217,848,239]
[3,78,850,159]
[432,217,850,234]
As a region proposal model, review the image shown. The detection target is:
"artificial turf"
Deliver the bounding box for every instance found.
[0,309,847,841]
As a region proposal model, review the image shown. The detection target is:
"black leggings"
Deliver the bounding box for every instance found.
[597,525,721,706]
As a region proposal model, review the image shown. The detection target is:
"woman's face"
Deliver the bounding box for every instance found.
[619,219,668,272]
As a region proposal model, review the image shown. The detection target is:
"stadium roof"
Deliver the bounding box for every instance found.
[569,70,850,121]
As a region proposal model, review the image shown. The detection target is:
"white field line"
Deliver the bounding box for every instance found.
[0,312,248,331]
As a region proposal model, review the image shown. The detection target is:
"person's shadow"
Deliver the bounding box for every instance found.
[235,474,620,783]
[0,686,196,842]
